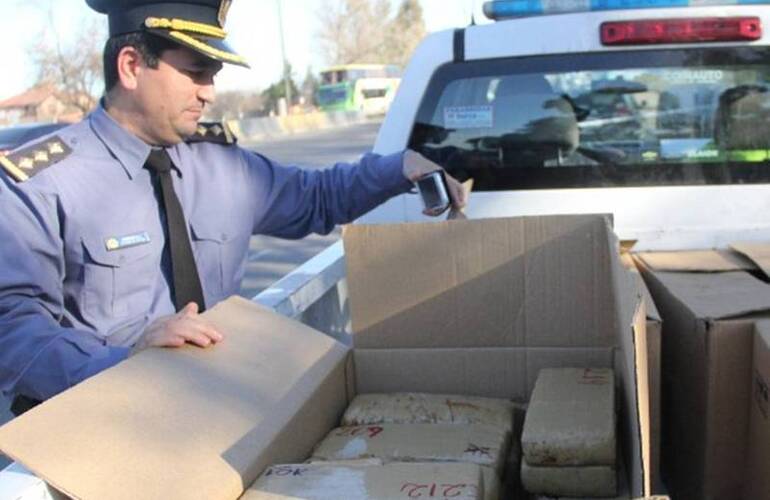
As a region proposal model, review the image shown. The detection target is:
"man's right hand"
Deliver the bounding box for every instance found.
[130,302,224,356]
[402,149,467,216]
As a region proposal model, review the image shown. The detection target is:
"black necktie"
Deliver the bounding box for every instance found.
[145,149,206,312]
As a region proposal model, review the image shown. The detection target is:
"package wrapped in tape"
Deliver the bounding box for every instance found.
[310,423,510,475]
[521,462,617,498]
[529,454,630,500]
[243,462,485,500]
[342,393,514,434]
[307,458,384,467]
[522,368,616,467]
[310,423,507,499]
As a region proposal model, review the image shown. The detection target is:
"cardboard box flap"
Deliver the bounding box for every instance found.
[636,249,756,273]
[641,282,661,323]
[620,239,638,253]
[756,319,770,339]
[730,242,770,279]
[0,296,349,500]
[344,214,617,349]
[746,320,770,500]
[651,271,770,319]
[621,253,661,322]
[344,214,650,498]
[613,241,651,498]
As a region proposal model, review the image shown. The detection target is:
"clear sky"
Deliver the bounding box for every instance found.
[0,0,490,100]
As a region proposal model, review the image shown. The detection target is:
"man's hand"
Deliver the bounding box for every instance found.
[402,149,467,216]
[130,302,224,356]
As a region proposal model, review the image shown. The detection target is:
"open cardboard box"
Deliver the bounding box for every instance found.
[0,214,654,500]
[746,320,770,500]
[634,244,770,500]
[620,253,662,494]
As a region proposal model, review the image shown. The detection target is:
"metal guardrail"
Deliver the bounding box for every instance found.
[229,110,368,143]
[254,240,352,345]
[253,240,345,318]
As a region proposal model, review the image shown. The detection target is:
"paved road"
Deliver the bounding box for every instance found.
[0,120,382,470]
[239,119,382,297]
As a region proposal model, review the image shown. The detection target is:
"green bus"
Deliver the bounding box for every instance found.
[317,64,402,115]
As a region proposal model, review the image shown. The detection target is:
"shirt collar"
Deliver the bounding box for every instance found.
[89,104,151,180]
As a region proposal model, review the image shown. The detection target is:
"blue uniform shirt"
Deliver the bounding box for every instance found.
[0,106,411,401]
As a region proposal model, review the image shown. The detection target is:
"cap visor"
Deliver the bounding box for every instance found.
[151,30,250,68]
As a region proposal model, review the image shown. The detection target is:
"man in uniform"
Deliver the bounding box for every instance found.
[0,0,465,415]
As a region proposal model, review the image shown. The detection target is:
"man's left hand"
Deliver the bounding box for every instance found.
[402,150,467,216]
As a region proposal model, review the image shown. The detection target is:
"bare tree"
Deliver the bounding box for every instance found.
[316,0,427,66]
[27,4,105,115]
[384,0,427,67]
[317,0,393,65]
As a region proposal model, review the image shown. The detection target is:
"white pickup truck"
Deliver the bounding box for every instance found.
[364,0,770,251]
[3,0,770,497]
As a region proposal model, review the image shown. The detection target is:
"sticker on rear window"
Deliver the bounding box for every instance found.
[663,69,724,84]
[444,106,494,129]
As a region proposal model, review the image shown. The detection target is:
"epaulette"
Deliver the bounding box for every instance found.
[0,135,72,182]
[186,121,237,145]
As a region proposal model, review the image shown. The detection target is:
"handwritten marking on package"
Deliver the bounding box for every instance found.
[264,465,308,477]
[334,425,384,439]
[464,443,492,458]
[400,482,478,498]
[578,368,610,385]
[444,106,493,129]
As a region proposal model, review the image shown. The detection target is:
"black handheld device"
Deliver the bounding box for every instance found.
[416,170,450,212]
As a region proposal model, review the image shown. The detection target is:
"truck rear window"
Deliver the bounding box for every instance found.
[408,47,770,190]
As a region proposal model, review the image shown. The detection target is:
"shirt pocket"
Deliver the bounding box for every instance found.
[190,218,250,301]
[81,233,158,320]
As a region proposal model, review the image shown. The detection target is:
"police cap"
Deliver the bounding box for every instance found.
[86,0,249,68]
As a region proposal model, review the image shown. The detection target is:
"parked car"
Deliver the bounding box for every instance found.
[0,123,68,156]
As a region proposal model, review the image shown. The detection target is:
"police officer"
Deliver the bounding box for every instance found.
[0,0,465,415]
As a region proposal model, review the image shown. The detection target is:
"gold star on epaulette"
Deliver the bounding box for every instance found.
[48,141,65,154]
[18,157,34,170]
[0,135,73,182]
[186,121,237,145]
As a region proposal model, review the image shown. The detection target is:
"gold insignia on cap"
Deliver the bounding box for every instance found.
[145,17,226,39]
[218,0,233,28]
[167,31,247,65]
[18,157,34,170]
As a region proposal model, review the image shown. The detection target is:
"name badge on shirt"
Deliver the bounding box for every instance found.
[105,231,151,251]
